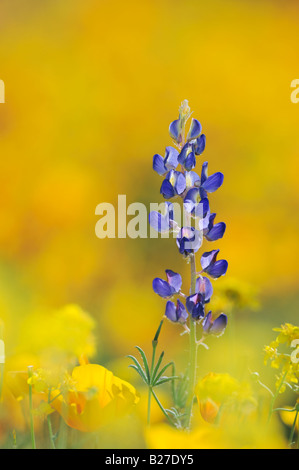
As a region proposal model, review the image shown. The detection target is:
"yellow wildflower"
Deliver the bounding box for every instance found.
[51,363,139,432]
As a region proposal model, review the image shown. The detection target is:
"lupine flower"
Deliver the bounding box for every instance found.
[178,143,196,171]
[152,270,182,298]
[153,146,179,176]
[176,226,202,256]
[165,299,188,324]
[160,170,186,199]
[202,311,228,336]
[186,293,205,320]
[194,134,206,155]
[201,249,228,279]
[149,202,177,233]
[186,276,213,320]
[185,162,224,204]
[184,190,209,219]
[204,213,226,242]
[195,276,213,303]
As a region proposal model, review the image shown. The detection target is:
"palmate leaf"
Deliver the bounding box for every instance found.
[154,376,179,387]
[127,355,148,384]
[151,351,165,385]
[152,361,174,385]
[135,346,150,382]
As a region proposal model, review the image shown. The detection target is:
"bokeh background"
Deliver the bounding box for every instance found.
[0,0,299,448]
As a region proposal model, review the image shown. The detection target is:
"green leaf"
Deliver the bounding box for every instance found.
[154,376,179,387]
[128,365,148,383]
[153,361,173,385]
[135,346,150,381]
[151,351,165,385]
[127,354,148,382]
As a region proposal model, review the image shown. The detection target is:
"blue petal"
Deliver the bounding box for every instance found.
[178,143,191,165]
[165,270,182,293]
[153,154,167,175]
[184,151,196,171]
[149,211,170,232]
[210,314,227,336]
[164,146,179,170]
[194,197,209,219]
[174,172,186,195]
[184,188,200,213]
[195,276,213,302]
[185,171,200,189]
[169,119,181,143]
[206,260,228,279]
[200,250,219,270]
[152,278,173,298]
[160,179,175,199]
[176,299,188,323]
[186,294,205,319]
[187,118,202,141]
[205,222,226,241]
[202,311,212,333]
[201,161,208,184]
[177,227,202,254]
[165,300,177,322]
[194,134,206,155]
[201,172,224,193]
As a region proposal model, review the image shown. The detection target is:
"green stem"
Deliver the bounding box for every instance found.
[0,364,4,403]
[267,371,287,423]
[151,389,174,426]
[27,366,36,449]
[185,253,198,429]
[147,320,163,427]
[47,388,56,449]
[289,409,298,447]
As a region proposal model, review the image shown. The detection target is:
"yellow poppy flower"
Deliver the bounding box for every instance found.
[52,364,139,432]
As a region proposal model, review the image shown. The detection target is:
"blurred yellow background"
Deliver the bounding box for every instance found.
[0,0,298,430]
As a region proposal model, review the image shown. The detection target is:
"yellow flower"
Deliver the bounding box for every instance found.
[52,363,139,432]
[209,277,259,315]
[195,372,257,423]
[264,323,299,392]
[145,420,286,449]
[273,323,299,346]
[16,304,97,367]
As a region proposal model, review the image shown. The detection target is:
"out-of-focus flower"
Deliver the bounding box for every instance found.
[264,323,299,394]
[15,304,97,367]
[195,372,257,424]
[52,363,139,432]
[209,277,260,314]
[152,270,182,299]
[273,323,299,347]
[145,419,286,449]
